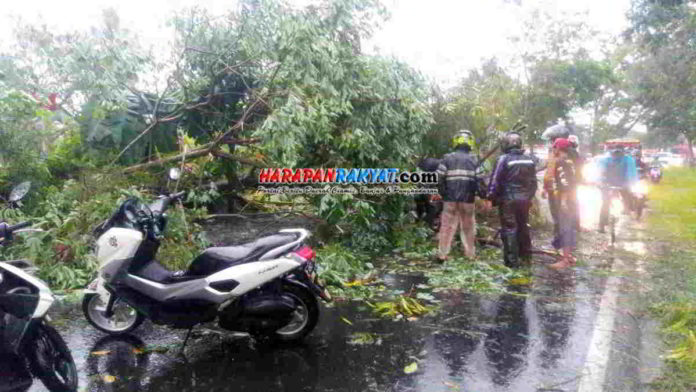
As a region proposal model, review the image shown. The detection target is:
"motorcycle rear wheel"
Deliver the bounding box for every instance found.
[253,283,319,343]
[27,322,78,392]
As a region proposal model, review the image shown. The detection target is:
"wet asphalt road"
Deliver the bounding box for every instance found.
[19,190,662,392]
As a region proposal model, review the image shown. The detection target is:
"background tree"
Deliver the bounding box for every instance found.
[627,0,696,160]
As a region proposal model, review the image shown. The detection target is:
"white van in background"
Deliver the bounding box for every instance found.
[653,152,684,167]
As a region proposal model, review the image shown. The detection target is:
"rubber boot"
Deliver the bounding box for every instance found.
[501,233,520,268]
[518,225,533,266]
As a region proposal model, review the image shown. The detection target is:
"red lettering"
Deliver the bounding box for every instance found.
[259,168,271,183]
[312,169,324,183]
[303,169,314,183]
[291,169,302,183]
[281,168,292,183]
[324,168,336,182]
[269,169,280,183]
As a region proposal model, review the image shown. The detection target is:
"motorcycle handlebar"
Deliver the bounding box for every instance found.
[8,221,32,231]
[170,191,186,201]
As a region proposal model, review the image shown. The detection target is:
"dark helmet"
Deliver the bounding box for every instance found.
[542,124,571,142]
[501,132,523,152]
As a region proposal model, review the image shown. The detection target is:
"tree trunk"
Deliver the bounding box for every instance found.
[589,101,600,155]
[685,133,695,167]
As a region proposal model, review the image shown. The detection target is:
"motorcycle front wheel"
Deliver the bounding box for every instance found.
[27,322,78,392]
[636,199,644,220]
[83,293,145,335]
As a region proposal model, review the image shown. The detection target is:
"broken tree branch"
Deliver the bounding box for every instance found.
[122,146,213,173]
[210,150,265,167]
[122,144,265,174]
[110,112,184,165]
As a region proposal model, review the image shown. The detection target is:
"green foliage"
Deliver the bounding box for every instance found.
[156,205,210,271]
[426,256,530,294]
[428,59,522,158]
[0,171,208,290]
[368,296,434,319]
[315,242,371,288]
[627,0,696,152]
[44,127,95,178]
[316,192,412,253]
[0,90,53,190]
[643,167,696,390]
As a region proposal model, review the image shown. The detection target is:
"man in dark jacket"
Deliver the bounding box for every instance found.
[436,130,486,262]
[485,132,538,268]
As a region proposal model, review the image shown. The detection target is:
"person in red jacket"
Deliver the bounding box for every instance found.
[543,138,578,270]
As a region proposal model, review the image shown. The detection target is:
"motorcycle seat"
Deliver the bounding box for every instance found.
[131,260,203,284]
[186,232,299,276]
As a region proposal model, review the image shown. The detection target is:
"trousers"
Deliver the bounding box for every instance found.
[438,202,476,258]
[499,199,532,268]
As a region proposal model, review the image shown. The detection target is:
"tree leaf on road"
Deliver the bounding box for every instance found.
[508,277,532,286]
[101,374,117,383]
[90,350,111,356]
[340,317,353,325]
[404,362,418,374]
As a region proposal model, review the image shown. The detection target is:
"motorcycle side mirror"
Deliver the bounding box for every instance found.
[168,168,181,181]
[8,181,31,203]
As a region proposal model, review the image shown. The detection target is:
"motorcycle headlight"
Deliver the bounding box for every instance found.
[583,163,599,183]
[631,181,648,195]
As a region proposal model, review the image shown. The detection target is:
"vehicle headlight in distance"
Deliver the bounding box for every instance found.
[631,181,648,195]
[583,163,599,183]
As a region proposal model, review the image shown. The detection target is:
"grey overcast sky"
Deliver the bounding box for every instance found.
[369,0,631,85]
[1,0,635,127]
[1,0,631,81]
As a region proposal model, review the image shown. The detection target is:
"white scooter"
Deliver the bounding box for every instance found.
[82,172,330,343]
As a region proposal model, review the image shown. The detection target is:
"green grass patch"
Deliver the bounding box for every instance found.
[644,168,696,390]
[648,167,696,241]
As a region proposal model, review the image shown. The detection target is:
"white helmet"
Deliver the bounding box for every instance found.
[568,134,579,147]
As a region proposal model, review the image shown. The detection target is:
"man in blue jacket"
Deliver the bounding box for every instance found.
[597,145,638,233]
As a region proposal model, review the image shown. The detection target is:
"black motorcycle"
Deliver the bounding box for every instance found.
[0,184,78,392]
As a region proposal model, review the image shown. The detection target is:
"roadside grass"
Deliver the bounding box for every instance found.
[645,167,696,390]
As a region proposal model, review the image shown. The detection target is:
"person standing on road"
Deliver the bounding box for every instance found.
[541,125,571,244]
[436,130,486,262]
[597,145,639,233]
[485,132,538,268]
[543,138,578,270]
